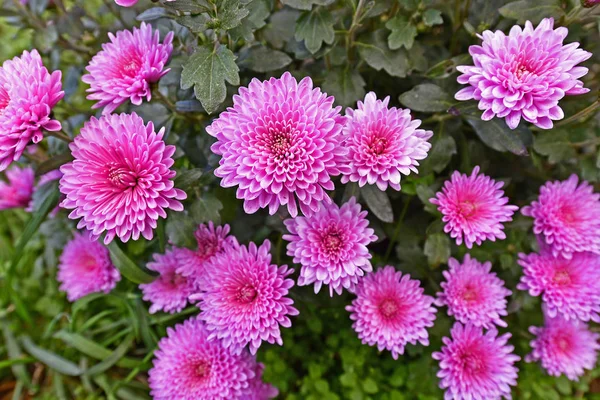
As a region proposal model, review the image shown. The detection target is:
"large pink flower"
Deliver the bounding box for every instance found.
[341,92,433,191]
[0,165,34,210]
[433,323,520,400]
[192,240,298,355]
[518,251,600,323]
[346,266,437,359]
[526,314,600,381]
[59,113,186,244]
[57,233,121,301]
[82,23,173,114]
[430,166,518,248]
[283,197,377,296]
[522,174,600,259]
[0,49,63,170]
[436,255,512,329]
[455,18,591,130]
[206,72,348,217]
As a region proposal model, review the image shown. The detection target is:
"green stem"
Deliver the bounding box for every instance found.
[383,197,411,263]
[47,130,73,143]
[346,0,367,61]
[553,98,600,129]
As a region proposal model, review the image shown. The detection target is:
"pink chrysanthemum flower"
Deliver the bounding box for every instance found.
[245,363,279,400]
[517,251,600,323]
[192,240,298,355]
[526,314,600,381]
[283,197,377,296]
[176,222,234,283]
[346,266,436,359]
[57,233,121,301]
[455,18,591,130]
[149,318,264,400]
[433,323,520,400]
[59,113,186,244]
[436,255,512,328]
[82,23,173,114]
[0,165,34,210]
[206,72,348,217]
[340,92,433,191]
[0,50,63,170]
[430,166,518,248]
[522,174,600,259]
[583,0,600,6]
[140,248,198,314]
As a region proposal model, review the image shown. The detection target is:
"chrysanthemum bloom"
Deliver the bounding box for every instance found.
[436,255,512,328]
[0,50,63,170]
[430,166,518,248]
[149,318,263,399]
[0,165,34,210]
[283,197,377,296]
[346,266,436,359]
[526,315,600,381]
[455,18,591,130]
[522,175,600,259]
[59,113,186,244]
[176,222,234,284]
[26,169,62,214]
[433,323,520,400]
[518,251,600,322]
[192,240,298,355]
[340,92,433,191]
[245,363,279,400]
[206,72,348,217]
[82,23,173,114]
[57,233,121,301]
[140,248,198,314]
[583,0,600,7]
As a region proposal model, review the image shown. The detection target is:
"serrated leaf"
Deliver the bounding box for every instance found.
[466,117,532,156]
[423,9,443,26]
[136,7,172,21]
[241,45,292,72]
[21,336,83,376]
[174,168,204,191]
[177,14,210,33]
[229,0,270,41]
[399,83,453,112]
[218,0,250,30]
[181,45,240,114]
[190,193,223,224]
[357,30,409,78]
[385,15,417,50]
[294,8,335,54]
[323,68,366,107]
[424,233,450,268]
[263,9,300,48]
[107,242,157,284]
[165,212,197,248]
[163,0,210,13]
[533,130,576,163]
[360,185,394,223]
[281,0,332,10]
[499,0,564,24]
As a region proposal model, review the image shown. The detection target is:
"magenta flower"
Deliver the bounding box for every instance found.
[140,248,198,314]
[433,323,520,400]
[583,0,600,6]
[57,233,121,302]
[0,49,63,170]
[206,72,348,217]
[455,18,592,130]
[246,363,279,400]
[192,240,298,355]
[346,266,437,359]
[0,165,34,210]
[149,317,266,400]
[518,251,600,323]
[82,23,173,114]
[340,92,433,191]
[59,113,186,244]
[526,314,600,381]
[430,166,518,248]
[436,255,511,329]
[522,174,600,259]
[283,197,377,296]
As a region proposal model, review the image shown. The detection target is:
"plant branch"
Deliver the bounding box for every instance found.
[383,196,412,263]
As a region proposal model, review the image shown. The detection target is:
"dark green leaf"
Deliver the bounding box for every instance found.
[85,335,135,376]
[190,193,223,224]
[281,0,332,10]
[229,0,270,41]
[357,30,409,78]
[177,14,210,33]
[466,117,532,156]
[136,7,172,21]
[1,320,31,386]
[53,331,139,369]
[241,45,292,72]
[107,242,157,284]
[218,0,250,30]
[263,9,300,49]
[498,0,564,24]
[424,233,450,268]
[360,185,394,223]
[294,8,335,54]
[21,336,83,376]
[422,9,443,26]
[533,130,576,163]
[165,212,197,248]
[163,0,210,14]
[342,182,361,203]
[174,168,204,191]
[175,99,204,112]
[420,135,457,174]
[35,153,73,177]
[416,185,438,214]
[399,83,453,112]
[399,0,419,10]
[385,15,417,50]
[322,68,366,107]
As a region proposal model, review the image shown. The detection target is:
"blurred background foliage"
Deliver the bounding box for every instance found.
[1,0,600,398]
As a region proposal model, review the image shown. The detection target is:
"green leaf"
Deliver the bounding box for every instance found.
[420,135,457,174]
[165,212,197,248]
[385,15,417,50]
[422,9,443,26]
[294,8,335,54]
[136,7,172,21]
[399,83,453,112]
[499,0,564,24]
[181,45,240,114]
[281,0,332,10]
[424,233,450,268]
[416,185,438,214]
[357,30,409,78]
[21,336,83,376]
[218,0,250,30]
[1,320,31,386]
[263,9,300,48]
[241,45,292,72]
[177,14,210,33]
[35,153,73,177]
[360,185,394,223]
[174,168,204,191]
[85,334,135,376]
[53,331,140,369]
[533,130,576,163]
[107,241,157,284]
[466,117,532,156]
[175,99,204,113]
[229,0,270,41]
[399,0,419,10]
[163,0,211,14]
[190,193,223,224]
[322,68,366,107]
[363,377,379,394]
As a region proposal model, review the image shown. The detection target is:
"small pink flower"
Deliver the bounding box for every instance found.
[436,255,512,328]
[430,166,518,248]
[0,165,34,210]
[340,92,433,191]
[83,23,173,114]
[246,363,279,400]
[346,266,437,359]
[582,0,600,8]
[0,50,63,170]
[283,197,377,296]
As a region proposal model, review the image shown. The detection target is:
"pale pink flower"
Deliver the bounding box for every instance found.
[0,165,34,210]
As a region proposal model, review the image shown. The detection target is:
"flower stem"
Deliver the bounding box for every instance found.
[554,98,600,129]
[47,131,73,143]
[383,196,412,263]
